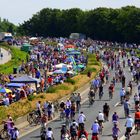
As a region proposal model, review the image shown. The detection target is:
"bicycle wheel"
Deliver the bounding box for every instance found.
[0,129,9,139]
[27,115,33,125]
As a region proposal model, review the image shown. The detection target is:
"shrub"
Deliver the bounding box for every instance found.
[47,87,56,93]
[27,95,36,101]
[65,78,76,85]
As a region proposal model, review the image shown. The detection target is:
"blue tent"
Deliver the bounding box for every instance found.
[6,83,25,88]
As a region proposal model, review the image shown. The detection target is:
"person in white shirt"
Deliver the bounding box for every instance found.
[120,88,125,103]
[36,101,41,117]
[65,99,71,108]
[125,115,134,135]
[97,111,104,123]
[46,127,54,140]
[78,112,86,130]
[91,120,100,135]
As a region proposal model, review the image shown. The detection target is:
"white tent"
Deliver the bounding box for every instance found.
[53,63,72,69]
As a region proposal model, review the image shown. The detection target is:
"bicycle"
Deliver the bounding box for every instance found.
[135,121,140,134]
[109,91,113,100]
[99,91,103,100]
[27,110,41,125]
[125,128,132,140]
[0,124,9,140]
[65,116,70,129]
[98,121,103,135]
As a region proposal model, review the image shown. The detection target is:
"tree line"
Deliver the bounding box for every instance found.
[18,6,140,43]
[0,18,16,34]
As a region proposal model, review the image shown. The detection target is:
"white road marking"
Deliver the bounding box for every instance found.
[114,102,120,107]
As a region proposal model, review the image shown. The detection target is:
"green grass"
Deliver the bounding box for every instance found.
[65,78,76,85]
[81,53,98,75]
[0,43,27,74]
[55,84,70,90]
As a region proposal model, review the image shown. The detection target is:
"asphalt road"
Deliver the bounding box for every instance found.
[20,57,139,140]
[0,48,11,64]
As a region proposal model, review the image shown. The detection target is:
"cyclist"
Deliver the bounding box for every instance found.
[60,100,65,110]
[112,123,120,140]
[91,120,100,140]
[41,113,48,128]
[76,93,81,111]
[134,93,140,107]
[125,115,134,138]
[71,103,76,120]
[112,112,119,124]
[103,103,110,121]
[97,111,104,134]
[108,83,114,100]
[124,99,131,118]
[78,112,86,130]
[119,88,125,104]
[46,127,54,140]
[89,89,95,104]
[77,126,88,140]
[65,98,72,108]
[99,83,103,100]
[70,123,78,140]
[60,124,69,140]
[65,107,71,127]
[36,101,42,117]
[134,109,140,129]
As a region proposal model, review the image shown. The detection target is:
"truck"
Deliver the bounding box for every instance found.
[0,32,13,42]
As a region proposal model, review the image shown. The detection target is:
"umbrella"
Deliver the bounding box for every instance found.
[0,88,12,93]
[53,70,66,74]
[53,63,72,69]
[65,44,75,49]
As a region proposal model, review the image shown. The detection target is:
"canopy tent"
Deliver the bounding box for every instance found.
[10,75,40,92]
[29,37,38,40]
[21,43,32,52]
[53,63,72,69]
[53,70,66,74]
[68,51,81,55]
[6,83,25,88]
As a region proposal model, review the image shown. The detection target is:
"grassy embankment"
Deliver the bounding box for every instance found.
[0,52,101,123]
[0,43,27,74]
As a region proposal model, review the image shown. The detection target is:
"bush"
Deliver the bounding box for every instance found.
[65,78,76,85]
[47,87,56,93]
[27,95,36,101]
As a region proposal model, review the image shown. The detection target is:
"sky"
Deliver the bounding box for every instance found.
[0,0,140,25]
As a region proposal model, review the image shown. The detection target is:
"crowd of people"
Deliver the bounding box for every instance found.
[27,47,140,140]
[0,37,140,140]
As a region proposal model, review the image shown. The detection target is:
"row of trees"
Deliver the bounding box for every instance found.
[0,18,17,34]
[18,6,140,43]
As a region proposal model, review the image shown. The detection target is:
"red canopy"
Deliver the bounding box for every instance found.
[64,44,75,49]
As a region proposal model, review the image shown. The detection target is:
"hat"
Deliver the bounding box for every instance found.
[95,120,98,123]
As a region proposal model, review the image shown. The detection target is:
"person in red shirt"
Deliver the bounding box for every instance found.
[135,109,140,128]
[77,126,88,140]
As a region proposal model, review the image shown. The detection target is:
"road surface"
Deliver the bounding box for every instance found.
[20,57,139,140]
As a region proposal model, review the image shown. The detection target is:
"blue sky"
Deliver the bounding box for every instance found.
[0,0,140,25]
